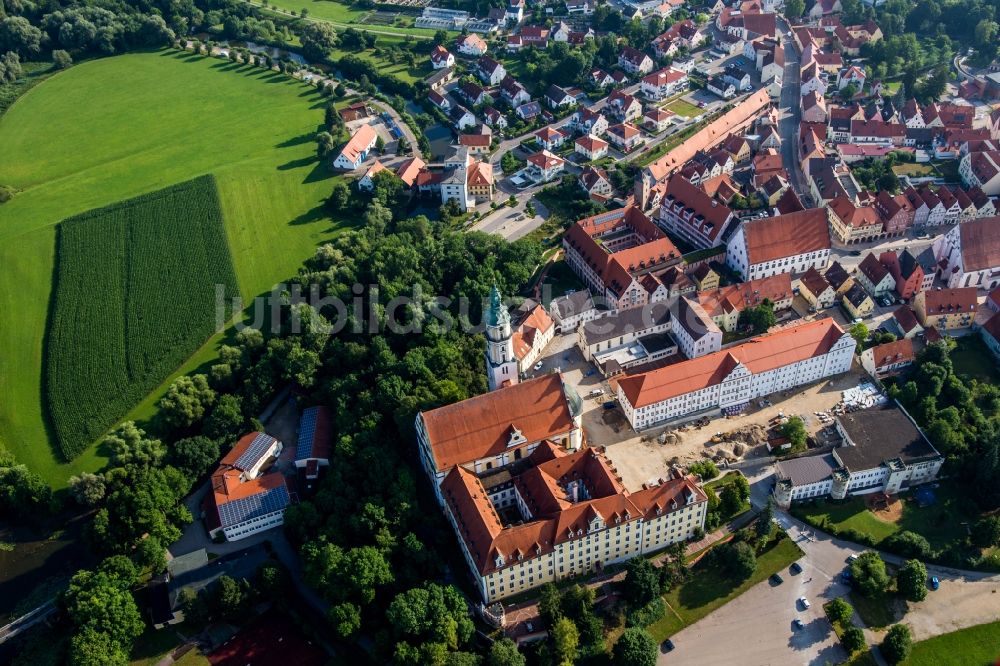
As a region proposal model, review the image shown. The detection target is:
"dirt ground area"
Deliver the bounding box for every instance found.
[867,494,904,523]
[534,331,871,491]
[594,366,871,491]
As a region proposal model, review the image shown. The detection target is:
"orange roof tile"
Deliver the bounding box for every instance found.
[619,319,845,408]
[420,374,575,471]
[741,209,830,265]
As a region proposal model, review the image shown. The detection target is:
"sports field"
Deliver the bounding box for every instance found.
[0,50,350,484]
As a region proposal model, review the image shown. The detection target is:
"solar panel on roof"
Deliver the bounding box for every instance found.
[296,407,320,461]
[234,432,277,471]
[218,484,290,529]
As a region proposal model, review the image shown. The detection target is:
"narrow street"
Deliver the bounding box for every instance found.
[777,17,806,199]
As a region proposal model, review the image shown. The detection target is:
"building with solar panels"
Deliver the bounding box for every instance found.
[294,406,333,493]
[205,432,291,541]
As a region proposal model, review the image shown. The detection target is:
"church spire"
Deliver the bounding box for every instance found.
[484,283,518,391]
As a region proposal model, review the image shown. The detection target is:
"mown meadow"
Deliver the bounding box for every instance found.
[0,50,351,484]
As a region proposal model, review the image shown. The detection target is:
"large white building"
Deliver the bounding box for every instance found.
[617,319,854,430]
[932,215,1000,289]
[332,124,378,171]
[207,433,290,542]
[726,209,831,280]
[773,403,943,506]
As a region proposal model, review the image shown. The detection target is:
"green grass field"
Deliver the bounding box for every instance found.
[664,99,702,118]
[260,0,441,38]
[45,176,240,459]
[0,50,350,484]
[949,335,1000,384]
[792,484,974,554]
[903,619,1000,665]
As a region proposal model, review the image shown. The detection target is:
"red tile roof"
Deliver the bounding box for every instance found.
[741,209,830,265]
[420,374,575,472]
[619,319,846,408]
[958,216,1000,272]
[867,338,914,368]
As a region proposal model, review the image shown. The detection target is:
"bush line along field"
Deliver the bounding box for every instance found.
[0,51,349,484]
[45,176,240,459]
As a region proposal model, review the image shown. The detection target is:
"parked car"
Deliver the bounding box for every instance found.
[602,401,617,410]
[533,360,544,371]
[793,619,804,630]
[771,573,784,585]
[847,553,859,563]
[930,576,940,590]
[790,562,803,574]
[588,388,604,398]
[662,639,675,652]
[797,596,810,609]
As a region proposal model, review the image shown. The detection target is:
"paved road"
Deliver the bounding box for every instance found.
[661,462,1000,665]
[777,17,807,199]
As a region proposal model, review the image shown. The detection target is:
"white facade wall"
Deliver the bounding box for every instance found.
[620,333,854,430]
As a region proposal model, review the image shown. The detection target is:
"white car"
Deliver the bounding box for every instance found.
[847,553,859,562]
[533,361,544,371]
[797,596,810,609]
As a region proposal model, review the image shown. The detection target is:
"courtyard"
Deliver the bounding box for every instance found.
[533,328,872,492]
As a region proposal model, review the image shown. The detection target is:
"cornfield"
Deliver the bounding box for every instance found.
[44,175,240,460]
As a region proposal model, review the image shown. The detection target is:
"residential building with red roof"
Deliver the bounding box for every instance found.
[607,122,643,152]
[579,165,613,200]
[828,196,883,245]
[526,150,566,183]
[575,135,609,161]
[854,253,896,298]
[207,432,289,541]
[913,287,979,330]
[563,206,683,309]
[456,33,488,57]
[726,209,831,281]
[696,273,793,332]
[618,46,654,75]
[431,45,454,69]
[617,319,855,429]
[959,149,1000,196]
[640,67,689,101]
[658,175,737,250]
[861,339,915,378]
[798,267,835,309]
[880,248,932,300]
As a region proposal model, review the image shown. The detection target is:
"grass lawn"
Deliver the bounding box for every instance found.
[949,335,1000,384]
[903,619,1000,665]
[891,163,935,177]
[261,0,441,38]
[664,99,702,118]
[539,259,587,300]
[0,50,351,484]
[130,627,209,666]
[792,497,900,543]
[933,160,961,183]
[647,537,803,641]
[848,590,898,630]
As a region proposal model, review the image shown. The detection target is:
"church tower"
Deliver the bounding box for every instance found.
[484,284,519,391]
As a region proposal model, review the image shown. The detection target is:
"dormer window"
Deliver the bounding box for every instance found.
[495,554,505,567]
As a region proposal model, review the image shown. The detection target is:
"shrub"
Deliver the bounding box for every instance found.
[896,559,928,602]
[688,460,719,480]
[842,626,866,653]
[884,531,931,559]
[881,624,912,664]
[625,597,665,628]
[826,598,854,626]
